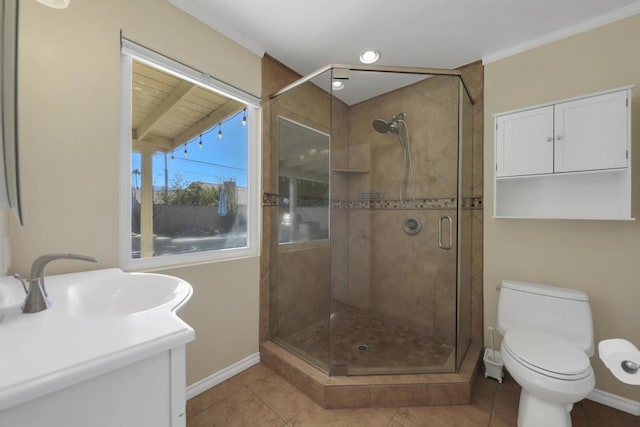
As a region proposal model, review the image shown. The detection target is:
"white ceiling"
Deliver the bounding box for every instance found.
[168,0,640,78]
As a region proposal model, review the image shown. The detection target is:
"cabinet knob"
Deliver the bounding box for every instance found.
[556,135,563,140]
[546,137,553,142]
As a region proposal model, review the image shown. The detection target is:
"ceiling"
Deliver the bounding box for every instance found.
[132,61,243,154]
[167,0,640,79]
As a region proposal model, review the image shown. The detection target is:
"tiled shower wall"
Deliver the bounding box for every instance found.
[334,75,461,345]
[260,55,484,362]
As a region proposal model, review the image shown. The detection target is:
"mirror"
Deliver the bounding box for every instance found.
[0,0,23,224]
[277,117,329,243]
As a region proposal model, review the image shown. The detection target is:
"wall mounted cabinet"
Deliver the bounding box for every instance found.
[494,86,633,220]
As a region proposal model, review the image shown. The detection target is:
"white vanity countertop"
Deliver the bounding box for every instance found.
[0,268,195,412]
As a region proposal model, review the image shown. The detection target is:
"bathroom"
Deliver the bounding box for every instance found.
[1,0,640,425]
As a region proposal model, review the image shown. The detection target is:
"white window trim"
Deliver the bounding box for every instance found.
[119,39,261,271]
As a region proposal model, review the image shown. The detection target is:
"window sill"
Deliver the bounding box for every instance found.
[121,246,260,273]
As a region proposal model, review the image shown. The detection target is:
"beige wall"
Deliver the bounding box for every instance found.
[10,0,261,386]
[484,15,640,401]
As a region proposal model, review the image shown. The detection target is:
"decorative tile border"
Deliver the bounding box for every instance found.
[332,198,457,210]
[463,196,483,210]
[263,193,483,210]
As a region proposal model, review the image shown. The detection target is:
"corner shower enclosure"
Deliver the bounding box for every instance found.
[269,64,473,376]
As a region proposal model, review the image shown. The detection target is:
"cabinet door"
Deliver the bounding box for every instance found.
[495,106,554,177]
[554,90,629,173]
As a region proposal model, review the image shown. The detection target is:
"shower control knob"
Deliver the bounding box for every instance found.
[402,217,422,236]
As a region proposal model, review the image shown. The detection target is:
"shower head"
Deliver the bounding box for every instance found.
[373,113,408,150]
[372,113,406,135]
[372,118,399,135]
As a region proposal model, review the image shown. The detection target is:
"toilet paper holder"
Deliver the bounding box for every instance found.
[599,339,640,385]
[621,360,640,374]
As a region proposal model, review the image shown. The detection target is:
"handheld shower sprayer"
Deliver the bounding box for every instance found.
[372,113,406,138]
[371,112,416,205]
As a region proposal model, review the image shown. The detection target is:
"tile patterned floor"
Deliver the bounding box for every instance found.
[281,305,453,373]
[187,363,640,426]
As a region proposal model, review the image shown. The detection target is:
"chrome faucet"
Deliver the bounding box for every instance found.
[20,253,98,313]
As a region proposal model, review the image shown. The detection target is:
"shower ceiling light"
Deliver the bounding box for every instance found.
[359,49,380,64]
[332,80,344,91]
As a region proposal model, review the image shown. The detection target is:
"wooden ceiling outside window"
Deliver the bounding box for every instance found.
[131,61,244,153]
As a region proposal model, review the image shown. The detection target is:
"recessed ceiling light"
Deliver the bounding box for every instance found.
[35,0,70,8]
[332,80,345,91]
[359,49,380,64]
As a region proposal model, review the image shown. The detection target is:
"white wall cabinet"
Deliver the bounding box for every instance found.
[494,86,633,220]
[496,106,554,177]
[554,90,629,173]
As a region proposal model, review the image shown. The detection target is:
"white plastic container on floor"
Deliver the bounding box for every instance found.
[483,348,504,383]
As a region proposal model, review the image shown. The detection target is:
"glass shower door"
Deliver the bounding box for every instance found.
[328,71,462,375]
[269,69,333,372]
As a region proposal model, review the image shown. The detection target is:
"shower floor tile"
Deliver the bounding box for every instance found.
[280,305,453,374]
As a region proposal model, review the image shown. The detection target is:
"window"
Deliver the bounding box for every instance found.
[120,40,260,269]
[277,117,329,243]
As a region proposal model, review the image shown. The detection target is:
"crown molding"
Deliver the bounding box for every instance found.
[483,2,640,65]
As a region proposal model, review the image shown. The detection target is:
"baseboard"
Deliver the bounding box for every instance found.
[186,352,260,400]
[587,388,640,416]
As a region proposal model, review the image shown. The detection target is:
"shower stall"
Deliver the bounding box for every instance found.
[266,63,476,379]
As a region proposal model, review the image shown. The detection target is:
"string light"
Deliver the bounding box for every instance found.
[165,108,246,159]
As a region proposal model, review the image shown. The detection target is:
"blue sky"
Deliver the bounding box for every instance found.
[132,113,248,190]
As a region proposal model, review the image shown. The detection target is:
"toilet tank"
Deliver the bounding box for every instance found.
[496,280,594,356]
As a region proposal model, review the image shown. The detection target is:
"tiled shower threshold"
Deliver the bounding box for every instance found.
[260,339,482,409]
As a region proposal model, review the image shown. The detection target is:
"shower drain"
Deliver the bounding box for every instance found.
[353,343,369,352]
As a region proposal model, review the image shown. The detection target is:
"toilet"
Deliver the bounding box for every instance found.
[497,280,595,427]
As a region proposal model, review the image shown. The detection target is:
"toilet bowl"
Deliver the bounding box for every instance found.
[496,280,595,427]
[501,328,595,427]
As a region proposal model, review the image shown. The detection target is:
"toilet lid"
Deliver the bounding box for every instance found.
[503,328,591,379]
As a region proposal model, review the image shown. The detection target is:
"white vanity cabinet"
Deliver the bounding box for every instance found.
[494,86,633,219]
[0,269,195,427]
[0,347,188,427]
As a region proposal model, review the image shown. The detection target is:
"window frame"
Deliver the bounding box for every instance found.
[119,39,261,271]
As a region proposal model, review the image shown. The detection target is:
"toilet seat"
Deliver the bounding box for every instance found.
[503,328,592,381]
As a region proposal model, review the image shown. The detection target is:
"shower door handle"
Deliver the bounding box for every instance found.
[438,216,453,250]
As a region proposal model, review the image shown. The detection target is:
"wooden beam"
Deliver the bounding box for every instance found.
[140,151,154,258]
[172,100,244,148]
[132,136,174,154]
[135,80,196,140]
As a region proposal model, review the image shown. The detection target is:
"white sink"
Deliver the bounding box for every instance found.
[65,270,192,317]
[0,267,195,416]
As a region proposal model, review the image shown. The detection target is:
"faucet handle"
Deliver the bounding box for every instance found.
[12,273,28,294]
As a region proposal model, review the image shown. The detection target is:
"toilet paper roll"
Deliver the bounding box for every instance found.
[599,339,640,385]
